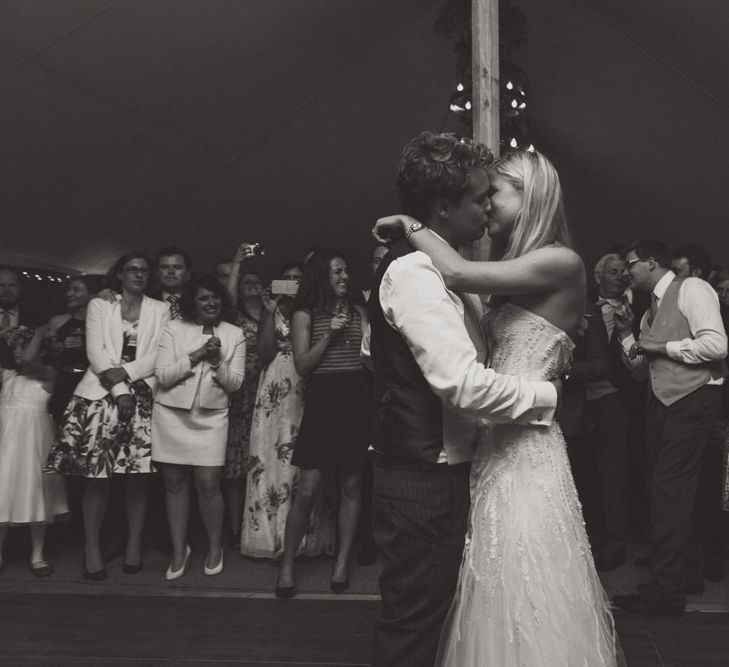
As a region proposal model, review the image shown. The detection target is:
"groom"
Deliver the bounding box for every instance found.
[367,131,560,667]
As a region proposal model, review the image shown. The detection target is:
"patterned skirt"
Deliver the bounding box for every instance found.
[45,381,154,478]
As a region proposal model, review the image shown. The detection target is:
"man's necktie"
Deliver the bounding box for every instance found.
[167,295,181,320]
[0,309,12,332]
[648,293,659,326]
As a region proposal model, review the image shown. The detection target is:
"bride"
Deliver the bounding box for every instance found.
[375,148,621,666]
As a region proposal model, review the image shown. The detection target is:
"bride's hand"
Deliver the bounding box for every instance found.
[372,215,421,244]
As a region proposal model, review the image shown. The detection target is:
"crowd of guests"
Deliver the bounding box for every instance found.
[564,241,729,615]
[0,232,728,609]
[0,244,377,590]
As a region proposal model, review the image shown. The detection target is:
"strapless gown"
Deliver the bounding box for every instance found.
[437,304,621,666]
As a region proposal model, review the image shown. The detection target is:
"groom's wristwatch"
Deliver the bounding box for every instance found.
[405,221,424,239]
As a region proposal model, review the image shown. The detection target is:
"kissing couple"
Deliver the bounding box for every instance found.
[366,131,622,666]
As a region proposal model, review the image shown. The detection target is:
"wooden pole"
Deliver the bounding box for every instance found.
[469,0,499,261]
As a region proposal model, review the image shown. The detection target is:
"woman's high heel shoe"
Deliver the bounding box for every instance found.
[203,552,224,576]
[83,554,107,581]
[330,575,349,594]
[83,564,107,581]
[165,545,191,581]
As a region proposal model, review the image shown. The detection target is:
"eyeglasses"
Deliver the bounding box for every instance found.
[124,267,149,275]
[624,257,652,270]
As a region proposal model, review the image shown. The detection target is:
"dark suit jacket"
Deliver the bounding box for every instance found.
[559,303,611,437]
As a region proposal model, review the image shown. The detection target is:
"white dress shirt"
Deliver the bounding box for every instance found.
[621,272,727,384]
[371,250,556,465]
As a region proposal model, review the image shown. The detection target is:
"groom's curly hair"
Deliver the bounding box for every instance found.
[396,131,493,222]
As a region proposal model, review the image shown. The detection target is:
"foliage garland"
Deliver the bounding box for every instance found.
[435,0,531,151]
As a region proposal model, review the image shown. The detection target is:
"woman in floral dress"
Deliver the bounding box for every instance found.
[223,243,266,546]
[240,261,333,559]
[45,252,169,579]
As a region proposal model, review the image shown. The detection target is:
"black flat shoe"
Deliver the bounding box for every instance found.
[122,561,143,574]
[83,566,108,581]
[613,593,683,616]
[275,584,295,598]
[330,576,349,594]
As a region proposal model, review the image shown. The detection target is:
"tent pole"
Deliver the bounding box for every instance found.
[469,0,499,262]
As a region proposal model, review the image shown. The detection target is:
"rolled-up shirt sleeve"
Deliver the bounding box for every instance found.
[380,253,556,426]
[667,278,728,363]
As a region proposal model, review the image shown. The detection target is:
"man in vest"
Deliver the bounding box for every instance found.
[367,131,560,667]
[613,237,727,616]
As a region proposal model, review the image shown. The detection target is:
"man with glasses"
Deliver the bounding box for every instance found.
[612,237,727,615]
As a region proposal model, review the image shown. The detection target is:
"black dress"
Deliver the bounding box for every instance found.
[49,317,88,424]
[292,308,371,472]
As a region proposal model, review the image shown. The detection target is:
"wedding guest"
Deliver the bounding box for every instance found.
[357,242,388,567]
[222,243,266,547]
[241,261,332,560]
[153,247,192,318]
[362,243,389,303]
[670,244,712,280]
[46,275,105,423]
[614,238,727,615]
[0,326,68,576]
[581,253,636,570]
[0,266,45,366]
[45,252,169,580]
[215,259,233,286]
[45,274,104,544]
[152,275,245,580]
[276,249,370,597]
[714,270,729,516]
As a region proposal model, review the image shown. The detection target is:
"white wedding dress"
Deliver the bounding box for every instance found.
[437,304,620,666]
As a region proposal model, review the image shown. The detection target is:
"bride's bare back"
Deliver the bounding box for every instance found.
[501,245,586,336]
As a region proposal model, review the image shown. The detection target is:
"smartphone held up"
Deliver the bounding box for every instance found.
[271,279,299,296]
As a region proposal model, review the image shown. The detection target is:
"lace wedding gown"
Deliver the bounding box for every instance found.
[437,304,620,666]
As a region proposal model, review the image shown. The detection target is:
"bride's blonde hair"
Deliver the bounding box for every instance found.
[489,149,572,261]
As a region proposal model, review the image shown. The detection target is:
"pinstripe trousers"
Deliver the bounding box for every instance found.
[371,460,470,667]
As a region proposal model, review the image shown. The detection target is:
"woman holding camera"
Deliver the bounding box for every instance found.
[152,275,245,580]
[241,260,332,560]
[275,249,370,597]
[222,243,266,547]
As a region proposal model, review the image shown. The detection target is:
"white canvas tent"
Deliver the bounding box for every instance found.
[1,0,727,281]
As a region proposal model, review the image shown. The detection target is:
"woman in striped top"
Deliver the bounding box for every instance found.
[275,248,370,597]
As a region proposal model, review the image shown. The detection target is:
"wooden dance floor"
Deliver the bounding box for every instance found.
[1,591,728,665]
[0,535,727,665]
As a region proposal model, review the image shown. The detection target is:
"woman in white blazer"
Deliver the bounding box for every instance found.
[152,275,245,580]
[46,252,170,580]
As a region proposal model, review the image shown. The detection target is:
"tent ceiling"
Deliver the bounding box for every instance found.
[1,0,727,280]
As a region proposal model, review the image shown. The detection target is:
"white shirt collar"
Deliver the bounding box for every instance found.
[653,271,676,300]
